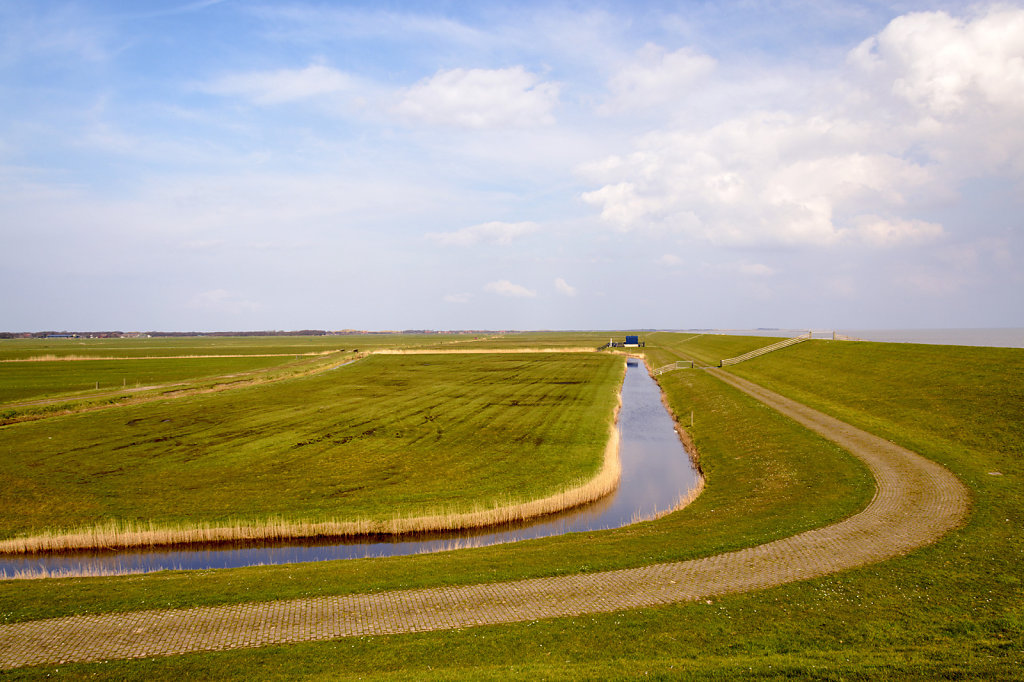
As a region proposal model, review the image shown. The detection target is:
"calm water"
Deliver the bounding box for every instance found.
[837,328,1024,348]
[0,360,700,578]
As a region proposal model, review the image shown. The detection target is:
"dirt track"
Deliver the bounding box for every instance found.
[0,370,970,670]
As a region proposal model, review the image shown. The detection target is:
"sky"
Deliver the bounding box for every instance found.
[1,0,1022,332]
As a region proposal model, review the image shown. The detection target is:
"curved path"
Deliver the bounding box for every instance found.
[0,371,970,670]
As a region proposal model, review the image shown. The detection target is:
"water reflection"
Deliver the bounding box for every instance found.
[0,361,700,578]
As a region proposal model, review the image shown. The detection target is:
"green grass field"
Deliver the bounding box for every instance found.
[0,353,622,541]
[1,333,1020,678]
[0,332,615,407]
[0,334,480,361]
[647,331,785,366]
[0,356,305,404]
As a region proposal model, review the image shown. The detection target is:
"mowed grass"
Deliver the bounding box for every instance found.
[0,356,301,404]
[417,331,631,350]
[5,334,1020,678]
[0,353,622,541]
[0,333,597,405]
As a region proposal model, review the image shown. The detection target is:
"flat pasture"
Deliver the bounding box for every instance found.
[0,353,622,544]
[1,333,1019,678]
[0,356,300,405]
[415,331,627,350]
[0,334,465,361]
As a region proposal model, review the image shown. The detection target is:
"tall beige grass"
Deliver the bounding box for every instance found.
[0,396,623,555]
[373,348,598,355]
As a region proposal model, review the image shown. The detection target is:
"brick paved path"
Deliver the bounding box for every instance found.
[0,372,970,670]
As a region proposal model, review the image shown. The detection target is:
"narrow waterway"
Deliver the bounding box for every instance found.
[0,360,700,578]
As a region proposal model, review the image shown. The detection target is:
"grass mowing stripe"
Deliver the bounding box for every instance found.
[0,356,300,404]
[0,353,622,547]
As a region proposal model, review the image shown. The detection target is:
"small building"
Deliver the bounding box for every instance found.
[606,335,645,349]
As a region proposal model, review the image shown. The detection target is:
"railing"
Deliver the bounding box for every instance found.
[652,360,694,375]
[719,332,811,366]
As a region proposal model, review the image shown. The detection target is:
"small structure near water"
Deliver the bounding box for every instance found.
[603,335,645,349]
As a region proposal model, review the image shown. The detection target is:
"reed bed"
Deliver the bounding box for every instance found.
[372,347,598,355]
[0,404,622,555]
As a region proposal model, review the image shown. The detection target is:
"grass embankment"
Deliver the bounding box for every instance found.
[0,353,622,552]
[8,334,1017,678]
[647,331,786,366]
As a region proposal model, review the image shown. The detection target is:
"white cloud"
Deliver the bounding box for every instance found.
[554,277,576,296]
[200,63,352,104]
[484,280,536,298]
[443,293,472,303]
[603,44,716,113]
[396,67,559,128]
[845,5,1024,178]
[854,216,944,248]
[427,221,539,246]
[850,7,1024,116]
[658,254,683,267]
[580,6,1024,252]
[581,113,930,246]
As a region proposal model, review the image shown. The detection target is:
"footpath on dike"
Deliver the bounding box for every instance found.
[0,369,971,670]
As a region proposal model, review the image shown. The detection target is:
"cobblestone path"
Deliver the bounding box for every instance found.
[0,372,971,670]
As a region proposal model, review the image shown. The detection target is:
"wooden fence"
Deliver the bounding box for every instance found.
[719,332,812,366]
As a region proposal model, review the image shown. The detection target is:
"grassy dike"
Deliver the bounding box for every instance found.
[0,336,883,678]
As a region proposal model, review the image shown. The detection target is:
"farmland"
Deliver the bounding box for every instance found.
[0,351,622,549]
[0,332,1020,678]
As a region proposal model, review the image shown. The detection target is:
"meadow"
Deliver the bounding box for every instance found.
[0,332,1020,678]
[0,356,302,405]
[648,332,787,366]
[0,334,472,361]
[0,352,622,550]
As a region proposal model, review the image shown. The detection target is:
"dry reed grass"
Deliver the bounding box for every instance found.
[0,397,623,555]
[0,565,150,580]
[373,348,599,355]
[628,476,705,525]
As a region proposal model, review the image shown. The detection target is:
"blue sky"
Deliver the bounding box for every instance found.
[2,0,1022,331]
